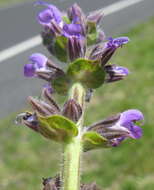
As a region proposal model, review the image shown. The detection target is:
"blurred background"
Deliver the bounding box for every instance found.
[0,0,154,189]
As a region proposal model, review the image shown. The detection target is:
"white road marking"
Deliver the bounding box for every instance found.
[0,0,144,63]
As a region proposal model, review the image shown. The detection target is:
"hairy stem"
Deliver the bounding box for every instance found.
[62,83,85,190]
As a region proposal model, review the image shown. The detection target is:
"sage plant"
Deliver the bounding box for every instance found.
[16,2,144,190]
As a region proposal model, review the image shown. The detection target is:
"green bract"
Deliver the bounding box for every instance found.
[67,58,105,89]
[87,21,98,45]
[54,36,68,62]
[52,74,71,95]
[82,131,108,151]
[38,115,78,143]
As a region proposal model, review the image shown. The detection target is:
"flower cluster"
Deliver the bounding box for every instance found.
[17,1,144,150]
[24,1,130,93]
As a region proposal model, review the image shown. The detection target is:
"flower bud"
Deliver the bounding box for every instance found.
[62,99,82,122]
[89,44,104,60]
[87,10,104,25]
[28,96,58,116]
[36,70,53,81]
[104,64,129,83]
[42,87,60,112]
[46,59,62,71]
[68,36,85,61]
[97,30,106,43]
[67,3,86,35]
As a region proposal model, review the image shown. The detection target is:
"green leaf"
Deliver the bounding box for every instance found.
[52,74,71,95]
[67,58,105,89]
[38,115,78,143]
[54,36,68,62]
[82,131,108,151]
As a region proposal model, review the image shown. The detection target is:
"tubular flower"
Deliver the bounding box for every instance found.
[36,1,62,26]
[106,37,130,49]
[67,3,86,35]
[87,109,144,147]
[24,53,48,77]
[88,36,130,84]
[104,64,129,83]
[24,53,65,81]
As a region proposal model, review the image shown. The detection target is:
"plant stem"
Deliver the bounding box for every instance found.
[62,83,85,190]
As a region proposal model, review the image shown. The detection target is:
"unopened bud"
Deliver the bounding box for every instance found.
[97,30,106,43]
[89,44,104,60]
[42,88,60,112]
[104,64,129,83]
[46,59,62,71]
[62,99,82,122]
[28,96,57,116]
[68,36,85,61]
[36,70,53,81]
[87,11,104,25]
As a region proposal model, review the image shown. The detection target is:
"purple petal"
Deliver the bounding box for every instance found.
[112,66,129,76]
[120,109,144,127]
[29,53,47,69]
[113,37,129,45]
[107,36,129,49]
[38,9,53,25]
[111,137,125,147]
[36,1,62,24]
[24,64,36,77]
[130,125,142,139]
[63,24,82,37]
[43,84,54,94]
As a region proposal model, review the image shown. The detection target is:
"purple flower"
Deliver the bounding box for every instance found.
[120,109,144,139]
[87,109,144,147]
[105,64,129,83]
[65,3,86,37]
[63,23,83,38]
[67,3,85,24]
[111,109,144,146]
[36,1,62,26]
[106,37,129,49]
[24,53,48,77]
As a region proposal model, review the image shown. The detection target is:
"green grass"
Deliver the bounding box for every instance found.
[1,18,154,190]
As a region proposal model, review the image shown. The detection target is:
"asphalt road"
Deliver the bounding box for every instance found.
[0,0,154,118]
